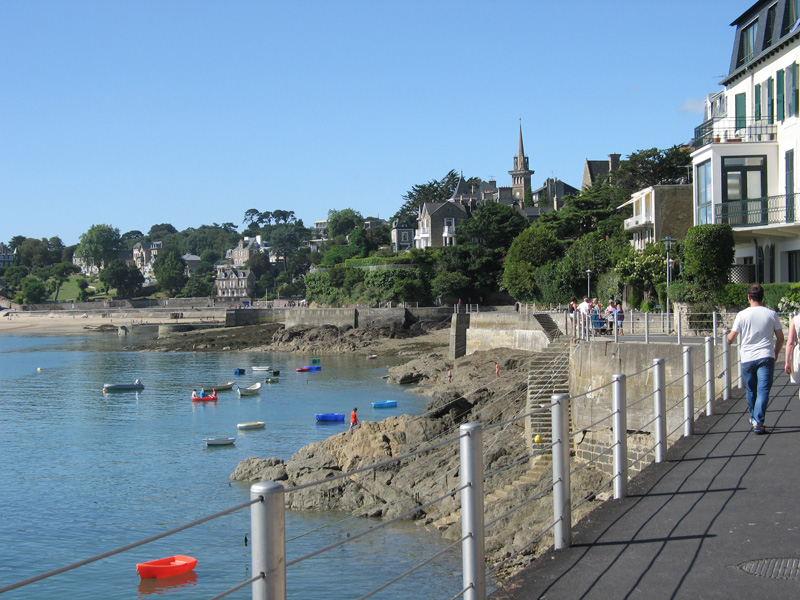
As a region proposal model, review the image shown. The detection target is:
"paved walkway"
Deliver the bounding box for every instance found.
[490,369,800,600]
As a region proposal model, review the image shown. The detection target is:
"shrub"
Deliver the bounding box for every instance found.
[683,225,734,287]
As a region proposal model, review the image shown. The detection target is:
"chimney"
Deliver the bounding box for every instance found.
[609,154,621,172]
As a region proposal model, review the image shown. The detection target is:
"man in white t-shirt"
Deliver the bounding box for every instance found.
[727,284,784,434]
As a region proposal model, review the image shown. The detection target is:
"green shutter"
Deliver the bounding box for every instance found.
[735,93,747,130]
[778,68,785,121]
[756,83,762,120]
[768,77,775,123]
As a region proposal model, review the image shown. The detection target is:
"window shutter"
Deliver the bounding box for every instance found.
[778,68,785,121]
[787,64,795,117]
[755,83,762,120]
[762,81,769,121]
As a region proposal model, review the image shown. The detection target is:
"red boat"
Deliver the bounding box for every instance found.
[296,367,310,372]
[136,555,197,579]
[191,392,218,402]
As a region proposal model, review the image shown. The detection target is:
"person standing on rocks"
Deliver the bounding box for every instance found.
[350,407,359,429]
[727,283,784,435]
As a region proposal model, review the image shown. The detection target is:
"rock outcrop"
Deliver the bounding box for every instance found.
[230,346,605,578]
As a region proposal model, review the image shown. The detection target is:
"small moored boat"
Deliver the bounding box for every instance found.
[264,376,279,383]
[237,382,262,396]
[237,421,266,430]
[251,366,271,371]
[367,355,378,360]
[371,400,397,408]
[204,381,235,392]
[136,555,197,579]
[191,392,218,402]
[103,379,144,392]
[203,437,236,446]
[296,367,310,372]
[315,413,345,422]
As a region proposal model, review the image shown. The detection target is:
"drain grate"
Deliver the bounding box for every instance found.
[739,558,800,580]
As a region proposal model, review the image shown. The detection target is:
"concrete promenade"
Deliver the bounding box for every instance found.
[490,368,800,600]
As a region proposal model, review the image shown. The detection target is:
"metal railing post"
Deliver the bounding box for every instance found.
[250,481,286,600]
[653,358,666,462]
[551,394,571,550]
[705,336,715,416]
[612,374,627,499]
[661,310,665,333]
[713,312,718,345]
[460,423,486,600]
[644,313,650,344]
[722,330,731,401]
[683,346,694,437]
[676,312,682,345]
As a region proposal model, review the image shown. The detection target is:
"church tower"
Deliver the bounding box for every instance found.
[508,124,534,203]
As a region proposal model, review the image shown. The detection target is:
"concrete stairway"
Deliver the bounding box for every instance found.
[526,340,571,449]
[530,313,564,341]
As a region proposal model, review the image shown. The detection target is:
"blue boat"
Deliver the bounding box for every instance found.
[314,413,345,422]
[371,400,397,409]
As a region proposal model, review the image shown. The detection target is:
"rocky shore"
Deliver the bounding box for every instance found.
[230,341,606,579]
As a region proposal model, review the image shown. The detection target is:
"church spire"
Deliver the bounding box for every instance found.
[509,122,534,202]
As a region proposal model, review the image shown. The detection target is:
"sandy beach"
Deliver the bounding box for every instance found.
[0,311,222,336]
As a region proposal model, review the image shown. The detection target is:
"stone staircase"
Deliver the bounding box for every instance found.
[526,339,571,450]
[530,313,564,342]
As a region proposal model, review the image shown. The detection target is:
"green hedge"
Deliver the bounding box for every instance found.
[344,257,416,267]
[667,282,790,311]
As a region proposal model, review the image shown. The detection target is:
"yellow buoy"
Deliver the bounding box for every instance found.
[37,367,42,372]
[534,434,542,444]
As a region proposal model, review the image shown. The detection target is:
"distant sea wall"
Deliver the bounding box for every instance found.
[225,306,453,328]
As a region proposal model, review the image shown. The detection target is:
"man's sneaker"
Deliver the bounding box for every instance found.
[753,424,767,435]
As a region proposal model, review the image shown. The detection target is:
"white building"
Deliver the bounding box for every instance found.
[691,0,800,283]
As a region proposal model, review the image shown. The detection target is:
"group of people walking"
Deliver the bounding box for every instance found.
[568,296,624,336]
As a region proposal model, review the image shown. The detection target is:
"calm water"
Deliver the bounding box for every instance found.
[0,333,462,599]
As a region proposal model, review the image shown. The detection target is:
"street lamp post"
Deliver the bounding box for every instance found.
[586,269,592,298]
[660,236,676,333]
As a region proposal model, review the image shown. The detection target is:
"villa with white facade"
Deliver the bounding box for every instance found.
[691,0,800,283]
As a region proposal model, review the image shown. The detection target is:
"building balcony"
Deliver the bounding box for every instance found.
[442,225,457,236]
[715,194,798,228]
[692,117,777,149]
[623,214,654,232]
[418,227,431,237]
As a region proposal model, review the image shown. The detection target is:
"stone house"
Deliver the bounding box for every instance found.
[215,267,256,300]
[225,235,266,267]
[132,241,162,279]
[0,243,14,269]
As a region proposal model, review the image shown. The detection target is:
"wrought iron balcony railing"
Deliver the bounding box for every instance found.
[715,194,797,227]
[692,117,777,149]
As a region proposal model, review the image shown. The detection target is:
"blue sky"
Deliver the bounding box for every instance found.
[1,0,752,246]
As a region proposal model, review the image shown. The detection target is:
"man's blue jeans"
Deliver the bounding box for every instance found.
[741,357,775,426]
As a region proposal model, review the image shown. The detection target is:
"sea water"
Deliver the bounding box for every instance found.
[0,333,462,599]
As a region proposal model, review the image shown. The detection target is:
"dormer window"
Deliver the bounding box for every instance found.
[781,0,799,36]
[764,4,777,48]
[737,20,759,67]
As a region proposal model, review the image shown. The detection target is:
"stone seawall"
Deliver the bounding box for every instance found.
[453,312,552,357]
[569,339,728,477]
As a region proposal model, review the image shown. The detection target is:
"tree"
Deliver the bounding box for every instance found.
[327,208,364,238]
[394,169,464,221]
[152,247,187,296]
[16,238,50,268]
[181,275,214,298]
[243,208,262,227]
[246,253,271,279]
[76,224,121,269]
[611,145,692,192]
[269,224,301,271]
[501,225,563,301]
[683,225,734,287]
[148,223,178,239]
[9,235,27,252]
[457,202,528,250]
[21,276,47,304]
[431,271,471,302]
[99,260,145,298]
[76,278,90,302]
[49,262,81,301]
